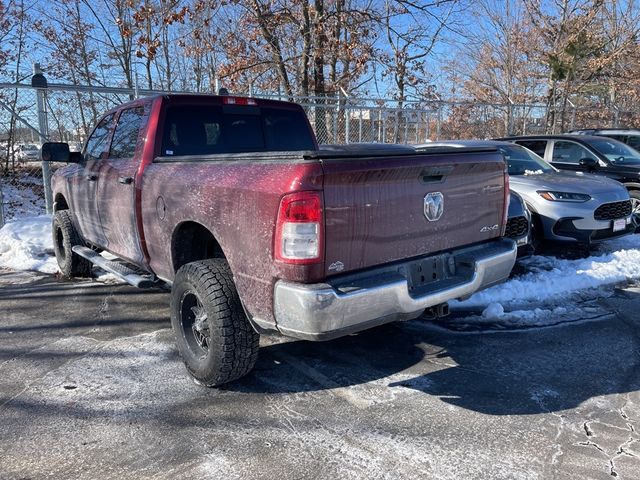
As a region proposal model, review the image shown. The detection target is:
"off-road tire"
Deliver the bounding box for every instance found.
[52,210,92,278]
[170,259,260,387]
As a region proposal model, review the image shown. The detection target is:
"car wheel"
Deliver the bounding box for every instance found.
[629,190,640,228]
[52,210,92,278]
[529,213,544,253]
[170,259,260,387]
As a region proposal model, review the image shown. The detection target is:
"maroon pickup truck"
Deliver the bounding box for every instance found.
[41,94,516,386]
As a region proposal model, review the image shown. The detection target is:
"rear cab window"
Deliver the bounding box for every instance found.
[160,103,315,157]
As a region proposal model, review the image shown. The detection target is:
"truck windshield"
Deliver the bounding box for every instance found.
[498,144,555,175]
[161,104,316,156]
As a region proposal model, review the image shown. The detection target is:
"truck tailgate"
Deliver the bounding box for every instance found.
[320,149,506,277]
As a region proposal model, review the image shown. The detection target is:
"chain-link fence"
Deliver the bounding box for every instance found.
[1,69,636,225]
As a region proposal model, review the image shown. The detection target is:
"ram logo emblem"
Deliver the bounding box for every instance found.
[424,192,444,222]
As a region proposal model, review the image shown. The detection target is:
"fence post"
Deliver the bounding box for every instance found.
[32,63,53,215]
[345,102,350,144]
[0,181,5,228]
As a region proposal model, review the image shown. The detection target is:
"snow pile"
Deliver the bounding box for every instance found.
[1,174,46,220]
[0,215,57,274]
[459,234,640,308]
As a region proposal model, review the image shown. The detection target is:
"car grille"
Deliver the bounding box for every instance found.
[594,200,632,220]
[506,216,528,239]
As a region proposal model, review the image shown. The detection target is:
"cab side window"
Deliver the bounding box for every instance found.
[515,140,547,158]
[84,114,115,162]
[551,141,597,164]
[110,106,147,159]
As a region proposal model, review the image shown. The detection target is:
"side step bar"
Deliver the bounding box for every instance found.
[72,246,158,288]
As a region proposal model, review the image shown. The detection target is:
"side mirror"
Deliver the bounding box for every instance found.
[578,157,598,169]
[40,142,70,162]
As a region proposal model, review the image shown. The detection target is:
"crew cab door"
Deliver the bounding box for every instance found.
[70,113,115,246]
[95,105,148,265]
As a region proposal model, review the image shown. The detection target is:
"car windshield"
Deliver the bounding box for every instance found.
[497,144,555,175]
[586,138,640,164]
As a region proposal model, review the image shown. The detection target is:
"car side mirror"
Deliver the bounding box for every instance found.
[578,157,598,169]
[40,142,70,162]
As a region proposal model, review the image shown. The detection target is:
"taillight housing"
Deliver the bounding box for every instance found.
[274,191,324,264]
[503,167,510,236]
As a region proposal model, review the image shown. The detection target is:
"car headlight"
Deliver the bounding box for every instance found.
[537,191,591,202]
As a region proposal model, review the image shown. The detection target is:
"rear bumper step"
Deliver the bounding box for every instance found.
[273,238,517,341]
[72,246,157,288]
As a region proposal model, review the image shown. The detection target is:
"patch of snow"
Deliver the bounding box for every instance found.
[482,302,504,318]
[458,234,640,309]
[0,214,57,274]
[0,214,126,284]
[1,173,46,220]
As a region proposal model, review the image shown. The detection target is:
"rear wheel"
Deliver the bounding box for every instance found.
[170,259,259,387]
[52,210,91,278]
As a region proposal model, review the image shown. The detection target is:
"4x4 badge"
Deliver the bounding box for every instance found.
[424,192,444,221]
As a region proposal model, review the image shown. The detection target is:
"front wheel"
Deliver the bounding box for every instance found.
[170,259,259,387]
[52,210,92,278]
[627,191,640,232]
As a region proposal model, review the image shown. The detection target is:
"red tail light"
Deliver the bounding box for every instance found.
[274,191,324,264]
[503,167,510,236]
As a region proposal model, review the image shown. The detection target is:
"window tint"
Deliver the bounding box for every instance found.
[85,114,115,161]
[515,140,547,157]
[625,136,640,150]
[110,106,147,159]
[161,104,315,156]
[551,141,597,164]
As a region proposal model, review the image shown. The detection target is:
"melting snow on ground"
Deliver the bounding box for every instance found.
[0,215,57,273]
[451,233,640,328]
[1,173,47,220]
[460,234,640,308]
[0,215,121,283]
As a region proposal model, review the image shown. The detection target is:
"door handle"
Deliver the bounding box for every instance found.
[118,176,134,185]
[86,174,98,181]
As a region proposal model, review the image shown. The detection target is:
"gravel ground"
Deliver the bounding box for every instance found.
[1,269,639,479]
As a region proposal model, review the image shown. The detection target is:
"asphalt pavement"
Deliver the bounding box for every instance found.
[1,269,639,479]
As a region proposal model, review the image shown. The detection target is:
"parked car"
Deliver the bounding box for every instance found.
[498,134,640,214]
[568,128,640,151]
[416,140,634,250]
[16,143,40,162]
[41,94,516,386]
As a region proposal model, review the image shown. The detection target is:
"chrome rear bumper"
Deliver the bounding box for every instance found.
[274,238,517,340]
